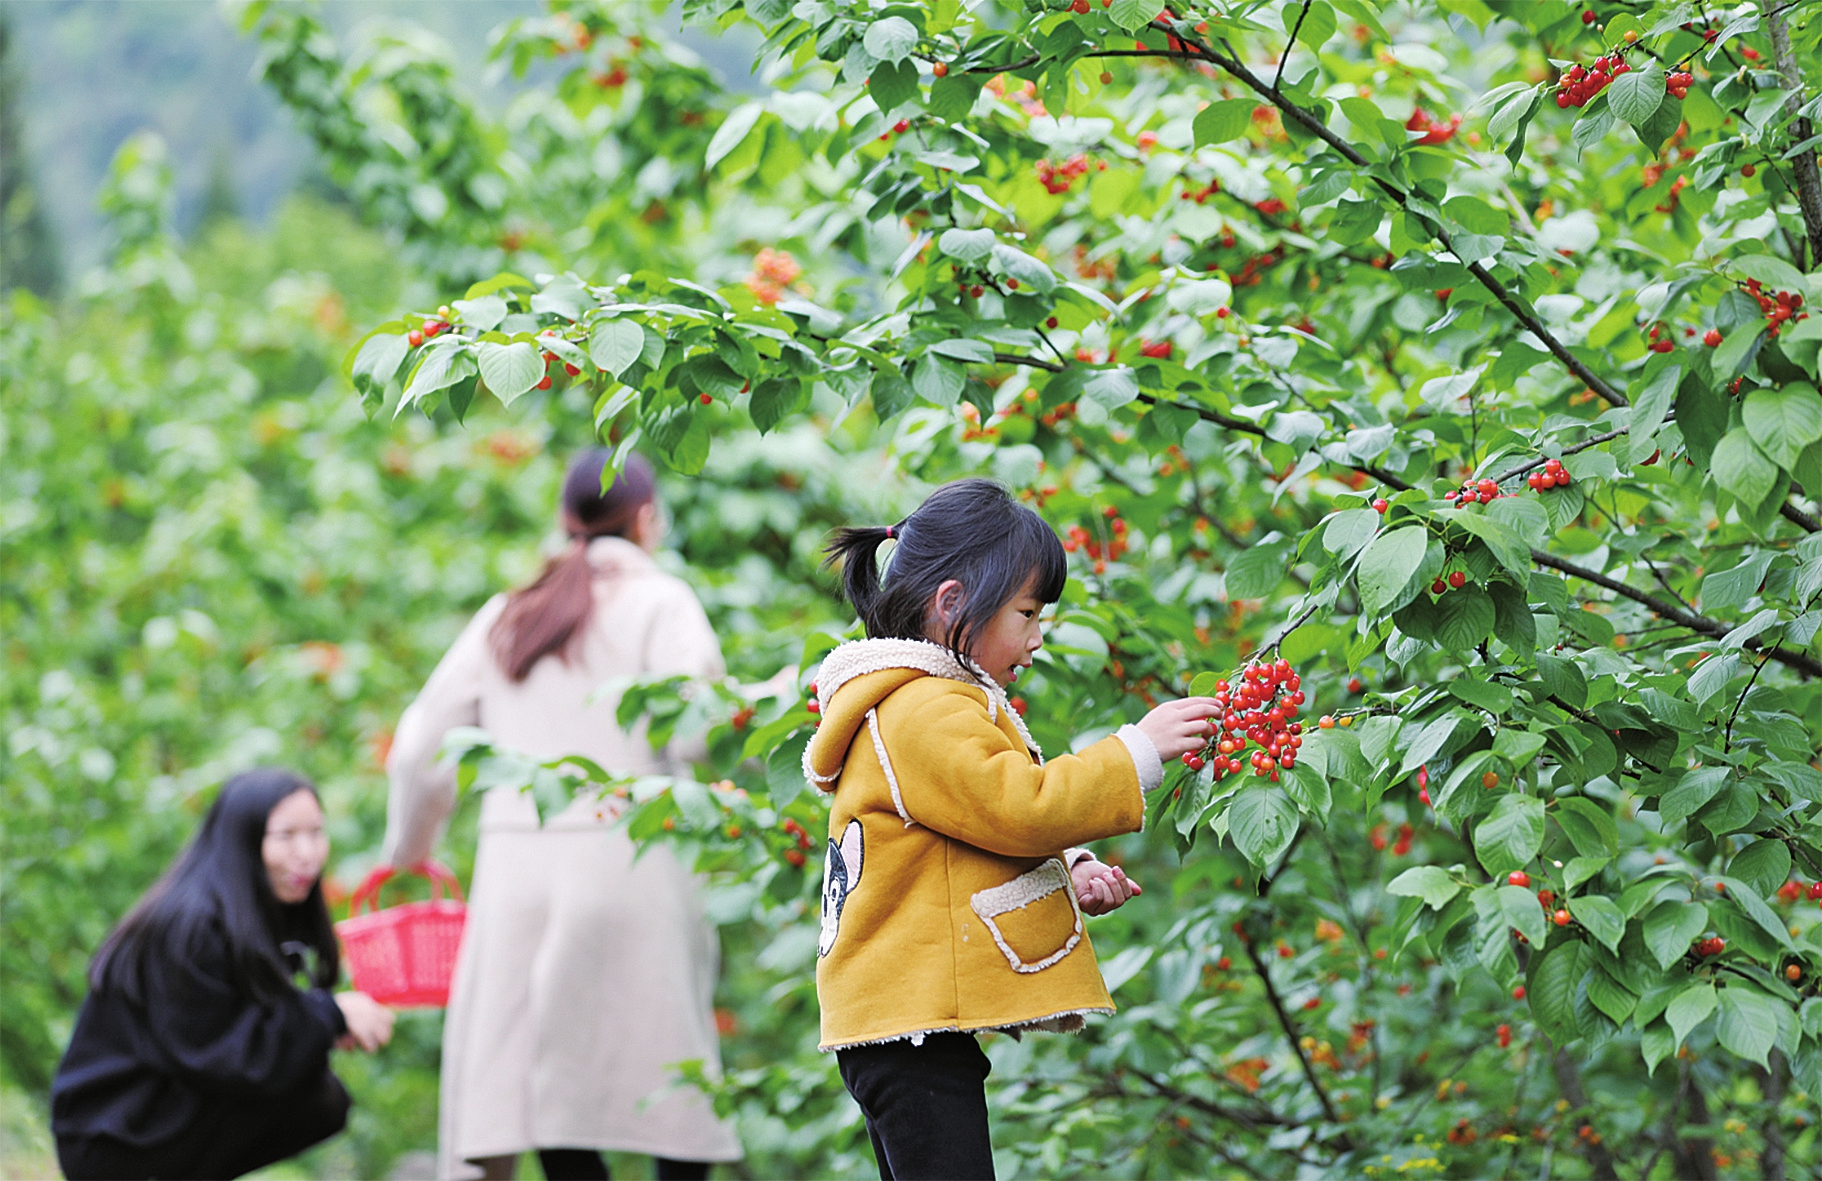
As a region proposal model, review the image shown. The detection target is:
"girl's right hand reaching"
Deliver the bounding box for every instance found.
[1136,697,1222,764]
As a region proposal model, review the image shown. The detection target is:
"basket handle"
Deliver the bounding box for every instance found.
[347,860,464,917]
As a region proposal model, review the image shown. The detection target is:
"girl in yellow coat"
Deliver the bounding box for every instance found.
[808,479,1219,1180]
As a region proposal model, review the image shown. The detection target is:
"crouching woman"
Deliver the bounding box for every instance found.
[51,768,394,1180]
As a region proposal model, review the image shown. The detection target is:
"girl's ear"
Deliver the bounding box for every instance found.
[926,579,965,628]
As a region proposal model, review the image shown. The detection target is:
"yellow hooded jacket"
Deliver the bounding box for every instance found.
[804,639,1160,1051]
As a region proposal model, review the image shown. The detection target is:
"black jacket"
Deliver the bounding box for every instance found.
[51,917,346,1148]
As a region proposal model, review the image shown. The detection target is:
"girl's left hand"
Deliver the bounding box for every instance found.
[1071,856,1142,916]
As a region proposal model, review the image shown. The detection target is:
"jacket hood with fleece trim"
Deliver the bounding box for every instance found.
[803,638,1041,791]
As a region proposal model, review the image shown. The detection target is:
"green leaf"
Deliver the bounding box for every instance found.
[1587,966,1638,1024]
[1667,981,1718,1049]
[1567,894,1626,954]
[351,331,408,401]
[1226,543,1287,599]
[938,227,995,264]
[990,243,1058,293]
[589,319,644,378]
[1083,367,1139,409]
[1628,364,1681,463]
[1357,526,1429,615]
[1388,865,1462,909]
[1327,200,1382,245]
[1640,1021,1676,1076]
[1712,427,1781,509]
[861,15,918,63]
[1435,584,1495,651]
[451,294,508,331]
[1716,986,1781,1067]
[1554,797,1619,858]
[912,356,965,407]
[1713,323,1766,382]
[1730,839,1793,898]
[1499,883,1547,947]
[1537,654,1586,709]
[1661,766,1729,828]
[1527,939,1586,1046]
[1193,99,1256,145]
[1718,876,1797,951]
[474,340,542,406]
[1607,62,1664,126]
[1702,552,1774,615]
[1475,793,1544,878]
[1107,0,1155,33]
[870,371,915,421]
[401,340,477,409]
[749,378,808,434]
[765,732,811,806]
[869,58,920,115]
[1744,383,1822,470]
[1228,785,1299,869]
[1323,509,1381,559]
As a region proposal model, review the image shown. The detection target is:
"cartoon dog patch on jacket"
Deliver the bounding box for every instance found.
[819,819,863,957]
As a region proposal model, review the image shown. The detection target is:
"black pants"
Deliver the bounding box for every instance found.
[58,1070,349,1180]
[837,1032,994,1181]
[536,1149,710,1180]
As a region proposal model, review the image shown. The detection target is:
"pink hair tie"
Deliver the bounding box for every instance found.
[885,526,894,540]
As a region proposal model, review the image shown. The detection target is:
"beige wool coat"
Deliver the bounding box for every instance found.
[383,536,742,1178]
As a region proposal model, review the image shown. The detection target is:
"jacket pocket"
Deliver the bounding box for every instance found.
[970,858,1083,973]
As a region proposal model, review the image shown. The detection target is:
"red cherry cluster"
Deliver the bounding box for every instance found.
[1496,1023,1512,1049]
[877,118,911,142]
[1445,477,1510,506]
[1180,658,1306,781]
[1665,70,1694,99]
[779,817,815,868]
[1062,506,1129,575]
[1694,936,1726,957]
[1774,879,1822,905]
[1744,279,1809,339]
[407,316,452,349]
[1555,55,1631,107]
[1036,153,1100,194]
[1645,323,1677,353]
[1179,177,1220,204]
[1703,327,1723,347]
[1138,339,1173,359]
[1369,821,1413,855]
[1527,457,1572,492]
[804,680,820,715]
[1405,106,1462,145]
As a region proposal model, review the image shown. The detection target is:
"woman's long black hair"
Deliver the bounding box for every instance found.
[89,768,338,1005]
[822,478,1067,664]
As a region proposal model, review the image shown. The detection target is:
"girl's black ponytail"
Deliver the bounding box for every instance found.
[822,479,1067,662]
[822,523,901,635]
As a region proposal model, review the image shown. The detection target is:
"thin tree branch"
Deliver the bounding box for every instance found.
[1725,644,1782,751]
[1549,1043,1620,1180]
[1273,2,1311,92]
[1240,936,1354,1146]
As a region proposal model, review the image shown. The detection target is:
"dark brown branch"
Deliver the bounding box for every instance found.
[1763,0,1822,269]
[1273,2,1311,92]
[1240,936,1354,1145]
[1165,28,1628,409]
[1550,1043,1620,1180]
[1529,550,1822,678]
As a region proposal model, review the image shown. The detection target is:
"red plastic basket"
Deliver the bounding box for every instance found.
[336,862,467,1008]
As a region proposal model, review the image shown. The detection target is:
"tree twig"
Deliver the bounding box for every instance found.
[1762,0,1822,268]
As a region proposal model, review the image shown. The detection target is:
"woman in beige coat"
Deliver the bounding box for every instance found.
[383,451,742,1181]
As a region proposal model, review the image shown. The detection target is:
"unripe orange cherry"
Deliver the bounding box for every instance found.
[1553,909,1571,927]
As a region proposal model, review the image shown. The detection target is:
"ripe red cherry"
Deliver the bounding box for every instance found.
[408,329,424,348]
[1432,578,1448,595]
[1808,882,1822,900]
[1347,676,1363,693]
[1071,0,1090,11]
[806,699,820,715]
[1046,317,1059,329]
[1372,498,1389,513]
[1448,571,1467,589]
[1513,985,1526,1000]
[1704,328,1722,347]
[1553,909,1571,927]
[932,61,949,78]
[1508,871,1530,888]
[1581,9,1596,22]
[536,375,553,390]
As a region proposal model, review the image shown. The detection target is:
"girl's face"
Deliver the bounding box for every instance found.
[926,576,1046,688]
[262,789,328,904]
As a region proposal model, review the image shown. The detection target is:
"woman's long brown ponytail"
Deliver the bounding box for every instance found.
[490,450,656,682]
